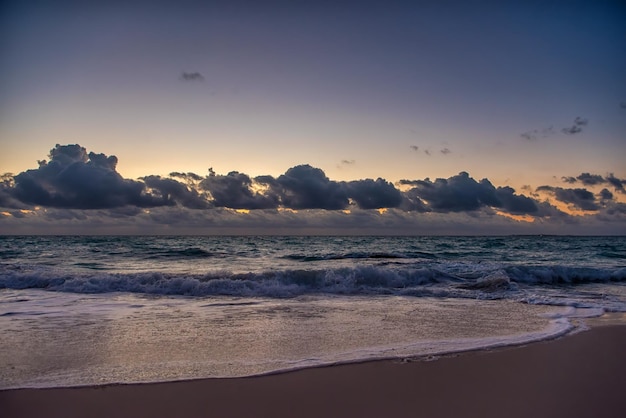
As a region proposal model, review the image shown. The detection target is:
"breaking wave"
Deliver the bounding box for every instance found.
[1,264,625,299]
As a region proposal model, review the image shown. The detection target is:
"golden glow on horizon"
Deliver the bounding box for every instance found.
[552,202,596,217]
[495,211,535,223]
[377,208,388,215]
[234,209,250,214]
[278,208,298,213]
[341,210,351,214]
[1,211,10,217]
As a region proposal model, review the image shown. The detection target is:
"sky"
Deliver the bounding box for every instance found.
[1,0,625,235]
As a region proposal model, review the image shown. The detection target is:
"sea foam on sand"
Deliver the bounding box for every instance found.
[1,322,625,418]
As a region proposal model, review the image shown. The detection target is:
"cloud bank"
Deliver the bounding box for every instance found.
[1,144,625,235]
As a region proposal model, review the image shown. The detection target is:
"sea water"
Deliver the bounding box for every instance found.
[1,235,625,389]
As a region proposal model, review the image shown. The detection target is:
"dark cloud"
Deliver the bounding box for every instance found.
[11,144,162,209]
[561,172,626,193]
[0,174,24,209]
[404,172,538,215]
[576,172,605,186]
[424,149,431,156]
[599,188,614,201]
[606,174,626,193]
[270,165,349,210]
[3,143,620,230]
[169,172,204,182]
[180,72,204,82]
[605,203,626,215]
[409,145,419,152]
[395,184,430,212]
[142,175,209,209]
[407,172,497,212]
[200,171,278,209]
[397,179,422,187]
[561,117,588,135]
[537,186,599,211]
[346,178,403,209]
[440,148,451,155]
[340,159,355,165]
[494,186,539,215]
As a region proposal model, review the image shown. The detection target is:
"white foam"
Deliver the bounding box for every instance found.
[0,291,578,389]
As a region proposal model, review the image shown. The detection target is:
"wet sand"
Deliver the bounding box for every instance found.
[2,322,625,418]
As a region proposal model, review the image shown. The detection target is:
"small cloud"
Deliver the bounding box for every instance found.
[576,172,604,186]
[599,188,614,201]
[561,117,588,135]
[520,126,554,141]
[561,172,626,194]
[180,72,204,82]
[440,148,451,155]
[338,159,356,168]
[424,149,431,156]
[409,145,419,152]
[574,116,588,126]
[561,126,582,135]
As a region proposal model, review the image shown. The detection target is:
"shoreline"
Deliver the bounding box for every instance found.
[2,317,625,418]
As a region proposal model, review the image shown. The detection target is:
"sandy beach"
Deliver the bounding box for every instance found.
[2,319,625,418]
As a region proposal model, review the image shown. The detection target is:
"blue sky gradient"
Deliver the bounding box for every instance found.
[1,0,625,234]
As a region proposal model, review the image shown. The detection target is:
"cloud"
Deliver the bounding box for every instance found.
[521,117,591,139]
[339,159,356,167]
[169,172,204,182]
[440,148,451,155]
[403,172,538,215]
[606,174,626,193]
[346,178,403,210]
[575,172,605,186]
[494,186,540,215]
[4,143,625,235]
[405,173,497,212]
[520,126,554,141]
[561,117,588,135]
[10,144,163,209]
[200,171,278,209]
[599,188,614,201]
[561,172,626,193]
[409,145,419,152]
[537,186,599,211]
[180,72,204,82]
[270,165,349,210]
[142,175,209,209]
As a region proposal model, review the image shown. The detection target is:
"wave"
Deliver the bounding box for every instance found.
[143,247,216,259]
[281,252,411,262]
[504,265,626,284]
[1,264,625,299]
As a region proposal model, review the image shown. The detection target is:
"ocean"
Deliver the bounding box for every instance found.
[1,235,625,389]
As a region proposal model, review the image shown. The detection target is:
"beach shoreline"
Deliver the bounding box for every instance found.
[2,316,625,418]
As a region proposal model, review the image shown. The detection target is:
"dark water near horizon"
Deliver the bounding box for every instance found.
[1,235,625,389]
